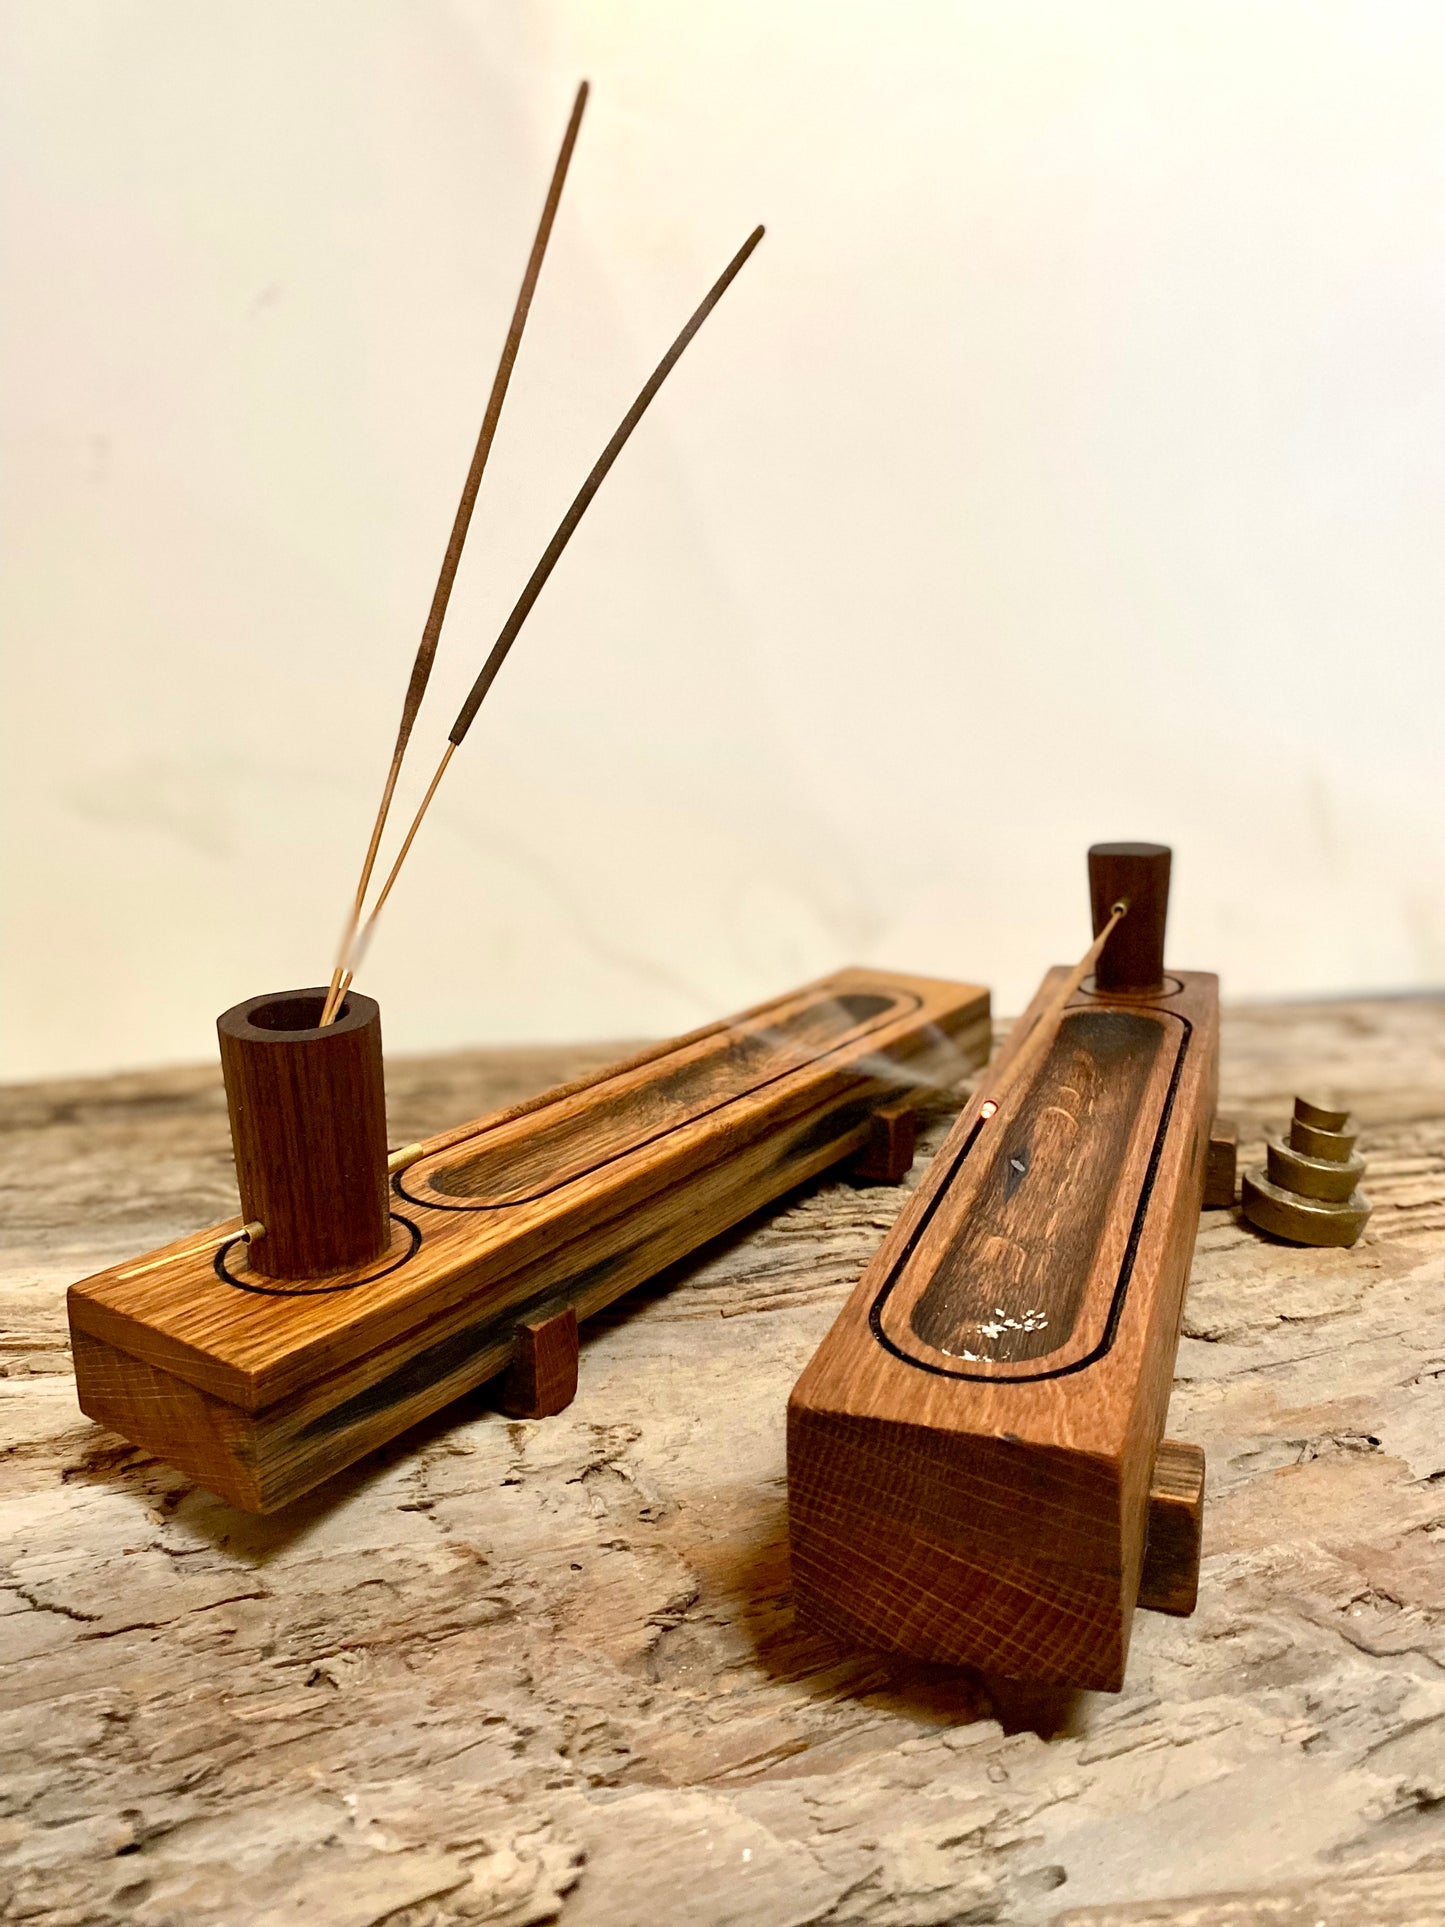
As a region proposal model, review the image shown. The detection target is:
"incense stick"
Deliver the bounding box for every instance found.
[324,223,766,1011]
[446,223,766,747]
[320,81,589,1026]
[977,901,1129,1116]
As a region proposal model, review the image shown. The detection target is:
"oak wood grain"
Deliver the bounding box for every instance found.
[68,967,989,1512]
[788,965,1218,1690]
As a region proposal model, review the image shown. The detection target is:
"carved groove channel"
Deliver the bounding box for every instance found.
[870,1004,1190,1383]
[908,1010,1163,1362]
[409,990,912,1212]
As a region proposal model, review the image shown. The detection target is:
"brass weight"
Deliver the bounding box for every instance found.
[1265,1133,1364,1202]
[1241,1095,1371,1248]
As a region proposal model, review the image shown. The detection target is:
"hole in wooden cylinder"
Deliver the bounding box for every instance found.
[245,993,352,1032]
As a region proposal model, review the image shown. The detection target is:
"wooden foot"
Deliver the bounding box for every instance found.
[849,1101,917,1184]
[498,1308,579,1418]
[1204,1117,1238,1209]
[1138,1438,1205,1617]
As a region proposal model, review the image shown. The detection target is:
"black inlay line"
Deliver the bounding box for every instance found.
[867,1007,1194,1384]
[396,989,926,1215]
[215,1214,422,1297]
[1079,974,1184,1003]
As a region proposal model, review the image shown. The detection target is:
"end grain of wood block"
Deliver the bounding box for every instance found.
[849,1101,918,1184]
[1138,1437,1205,1617]
[1204,1116,1238,1208]
[498,1307,579,1418]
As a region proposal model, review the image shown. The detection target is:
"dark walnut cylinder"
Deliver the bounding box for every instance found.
[1088,841,1172,993]
[217,988,389,1280]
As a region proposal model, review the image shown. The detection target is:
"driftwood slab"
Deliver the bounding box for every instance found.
[3,998,1445,1926]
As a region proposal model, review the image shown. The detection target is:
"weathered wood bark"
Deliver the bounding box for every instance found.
[3,1000,1445,1926]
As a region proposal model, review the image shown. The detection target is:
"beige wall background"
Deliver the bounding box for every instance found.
[3,0,1444,1081]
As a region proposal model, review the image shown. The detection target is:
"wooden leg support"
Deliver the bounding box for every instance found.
[1204,1116,1238,1209]
[849,1101,917,1184]
[498,1307,579,1419]
[1138,1438,1205,1617]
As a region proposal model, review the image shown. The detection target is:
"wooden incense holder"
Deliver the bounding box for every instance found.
[787,845,1222,1692]
[68,966,989,1513]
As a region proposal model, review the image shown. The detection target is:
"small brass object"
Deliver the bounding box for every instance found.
[1288,1114,1358,1162]
[1265,1133,1363,1202]
[1293,1094,1349,1130]
[1242,1096,1371,1248]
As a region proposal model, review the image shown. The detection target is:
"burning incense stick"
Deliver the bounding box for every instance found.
[974,901,1129,1121]
[321,223,766,1020]
[321,81,589,1025]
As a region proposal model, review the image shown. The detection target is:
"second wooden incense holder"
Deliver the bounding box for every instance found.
[68,967,988,1513]
[787,845,1230,1692]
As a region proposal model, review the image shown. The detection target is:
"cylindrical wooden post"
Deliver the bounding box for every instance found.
[1088,842,1171,993]
[217,988,389,1279]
